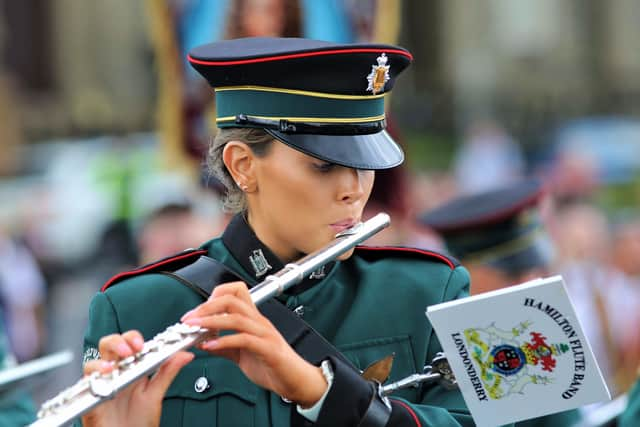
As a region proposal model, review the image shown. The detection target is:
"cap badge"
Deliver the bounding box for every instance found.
[249,249,272,277]
[366,53,390,95]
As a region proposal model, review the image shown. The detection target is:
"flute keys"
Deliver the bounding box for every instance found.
[118,355,136,369]
[142,340,160,355]
[156,330,182,344]
[155,322,205,345]
[90,374,115,398]
[33,324,211,424]
[174,322,205,334]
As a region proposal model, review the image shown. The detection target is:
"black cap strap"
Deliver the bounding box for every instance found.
[235,114,386,135]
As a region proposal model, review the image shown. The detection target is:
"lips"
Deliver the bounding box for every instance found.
[331,219,356,227]
[330,219,357,233]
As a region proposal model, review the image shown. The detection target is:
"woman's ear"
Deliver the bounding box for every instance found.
[222,141,256,192]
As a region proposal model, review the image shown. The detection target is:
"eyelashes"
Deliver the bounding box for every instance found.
[312,162,336,173]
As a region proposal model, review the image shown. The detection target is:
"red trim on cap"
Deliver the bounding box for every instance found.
[101,250,208,292]
[187,48,413,66]
[391,399,422,427]
[356,245,456,270]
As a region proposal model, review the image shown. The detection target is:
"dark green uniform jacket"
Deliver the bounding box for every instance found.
[82,215,481,426]
[0,312,37,427]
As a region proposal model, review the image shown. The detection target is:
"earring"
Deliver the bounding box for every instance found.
[237,182,249,192]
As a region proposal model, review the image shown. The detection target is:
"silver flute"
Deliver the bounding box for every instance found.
[30,213,391,427]
[381,352,457,395]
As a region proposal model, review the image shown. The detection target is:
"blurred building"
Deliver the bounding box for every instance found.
[396,0,640,141]
[1,1,154,144]
[0,1,638,147]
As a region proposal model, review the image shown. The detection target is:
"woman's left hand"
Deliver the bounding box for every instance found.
[181,281,327,407]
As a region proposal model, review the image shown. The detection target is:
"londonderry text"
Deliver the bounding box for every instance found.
[451,332,488,401]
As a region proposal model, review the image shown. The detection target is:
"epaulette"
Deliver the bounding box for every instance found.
[101,249,208,292]
[354,245,459,270]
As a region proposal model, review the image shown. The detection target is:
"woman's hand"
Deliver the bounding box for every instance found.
[181,282,327,407]
[81,330,194,427]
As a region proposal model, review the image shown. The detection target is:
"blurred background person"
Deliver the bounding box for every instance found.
[611,219,640,391]
[362,120,416,246]
[418,178,582,427]
[0,225,47,363]
[89,138,141,273]
[453,118,526,195]
[225,0,302,39]
[553,202,640,395]
[0,307,37,425]
[418,179,554,293]
[137,202,223,264]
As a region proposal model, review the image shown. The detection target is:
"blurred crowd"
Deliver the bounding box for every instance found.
[1,1,640,424]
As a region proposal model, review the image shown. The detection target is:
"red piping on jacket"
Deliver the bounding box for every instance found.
[101,250,208,292]
[391,398,422,427]
[356,245,456,270]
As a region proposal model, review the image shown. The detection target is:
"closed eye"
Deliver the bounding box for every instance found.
[312,161,336,173]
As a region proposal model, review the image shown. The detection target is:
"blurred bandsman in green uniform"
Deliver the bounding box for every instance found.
[0,308,37,426]
[419,179,556,295]
[419,178,582,427]
[76,37,484,427]
[619,376,640,426]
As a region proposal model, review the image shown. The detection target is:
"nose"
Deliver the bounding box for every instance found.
[337,167,365,203]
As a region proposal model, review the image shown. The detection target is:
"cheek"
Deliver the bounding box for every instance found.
[362,171,375,197]
[260,166,327,214]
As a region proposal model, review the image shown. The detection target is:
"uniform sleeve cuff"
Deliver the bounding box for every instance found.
[314,355,376,427]
[296,359,334,422]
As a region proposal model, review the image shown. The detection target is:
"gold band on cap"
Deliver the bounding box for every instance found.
[215,85,385,100]
[462,227,544,265]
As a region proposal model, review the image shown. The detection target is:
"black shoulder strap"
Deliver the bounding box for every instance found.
[162,255,354,368]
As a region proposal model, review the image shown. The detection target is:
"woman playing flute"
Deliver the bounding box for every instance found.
[80,37,474,427]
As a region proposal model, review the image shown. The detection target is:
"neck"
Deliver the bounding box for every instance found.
[246,210,299,263]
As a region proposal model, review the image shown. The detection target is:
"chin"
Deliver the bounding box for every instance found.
[336,247,356,261]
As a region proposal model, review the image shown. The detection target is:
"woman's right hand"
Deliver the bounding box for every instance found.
[81,330,194,427]
[182,282,328,407]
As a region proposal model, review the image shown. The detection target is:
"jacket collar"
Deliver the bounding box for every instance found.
[221,213,334,295]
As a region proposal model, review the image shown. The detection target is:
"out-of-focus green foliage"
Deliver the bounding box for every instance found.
[404,131,458,172]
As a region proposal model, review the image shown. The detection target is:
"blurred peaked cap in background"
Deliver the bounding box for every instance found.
[418,178,555,276]
[187,37,413,170]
